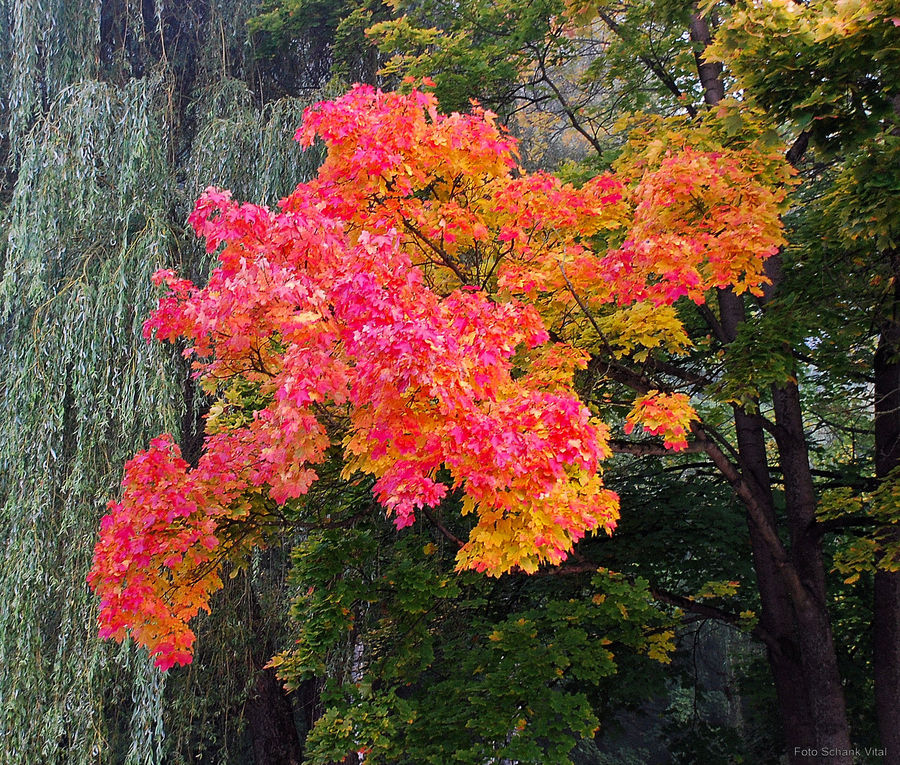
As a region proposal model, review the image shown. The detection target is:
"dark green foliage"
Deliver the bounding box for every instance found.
[274,508,675,764]
[712,0,900,153]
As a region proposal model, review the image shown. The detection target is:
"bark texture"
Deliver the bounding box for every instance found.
[245,667,304,765]
[714,288,852,762]
[873,252,900,764]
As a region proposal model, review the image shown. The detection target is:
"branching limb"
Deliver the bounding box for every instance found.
[533,559,780,651]
[594,8,698,117]
[690,422,814,612]
[422,506,465,548]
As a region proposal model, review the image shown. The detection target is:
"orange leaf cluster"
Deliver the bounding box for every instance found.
[87,436,223,669]
[624,391,700,451]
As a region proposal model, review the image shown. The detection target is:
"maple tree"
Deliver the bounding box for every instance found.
[87,84,786,672]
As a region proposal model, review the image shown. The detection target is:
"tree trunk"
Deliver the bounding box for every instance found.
[247,588,305,764]
[689,13,725,106]
[715,292,817,750]
[252,673,321,761]
[716,287,853,762]
[873,567,900,764]
[245,666,304,765]
[771,382,852,756]
[873,251,900,764]
[733,406,818,755]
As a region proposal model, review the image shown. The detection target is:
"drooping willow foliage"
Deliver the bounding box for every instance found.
[0,2,328,761]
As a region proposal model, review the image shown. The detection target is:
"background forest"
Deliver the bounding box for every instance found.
[0,0,897,763]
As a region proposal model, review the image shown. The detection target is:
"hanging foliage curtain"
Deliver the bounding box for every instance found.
[0,1,328,761]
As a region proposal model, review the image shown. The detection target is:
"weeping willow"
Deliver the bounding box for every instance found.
[0,1,329,761]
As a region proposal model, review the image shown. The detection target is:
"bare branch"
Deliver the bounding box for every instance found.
[421,506,465,548]
[595,8,698,117]
[609,438,708,456]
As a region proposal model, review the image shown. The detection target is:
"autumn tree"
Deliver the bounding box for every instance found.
[85,82,792,759]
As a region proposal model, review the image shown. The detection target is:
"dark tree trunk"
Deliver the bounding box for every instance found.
[245,667,304,765]
[873,251,900,764]
[689,13,725,106]
[715,287,852,762]
[715,292,818,752]
[873,568,900,764]
[733,406,818,754]
[771,382,852,756]
[246,587,305,764]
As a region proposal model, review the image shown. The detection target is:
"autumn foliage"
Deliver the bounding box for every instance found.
[87,85,787,669]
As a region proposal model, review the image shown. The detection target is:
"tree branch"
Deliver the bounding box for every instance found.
[690,422,814,612]
[533,559,780,651]
[400,217,471,285]
[649,585,778,651]
[609,438,708,456]
[595,8,698,117]
[530,42,606,156]
[695,302,728,344]
[786,130,811,167]
[421,506,465,548]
